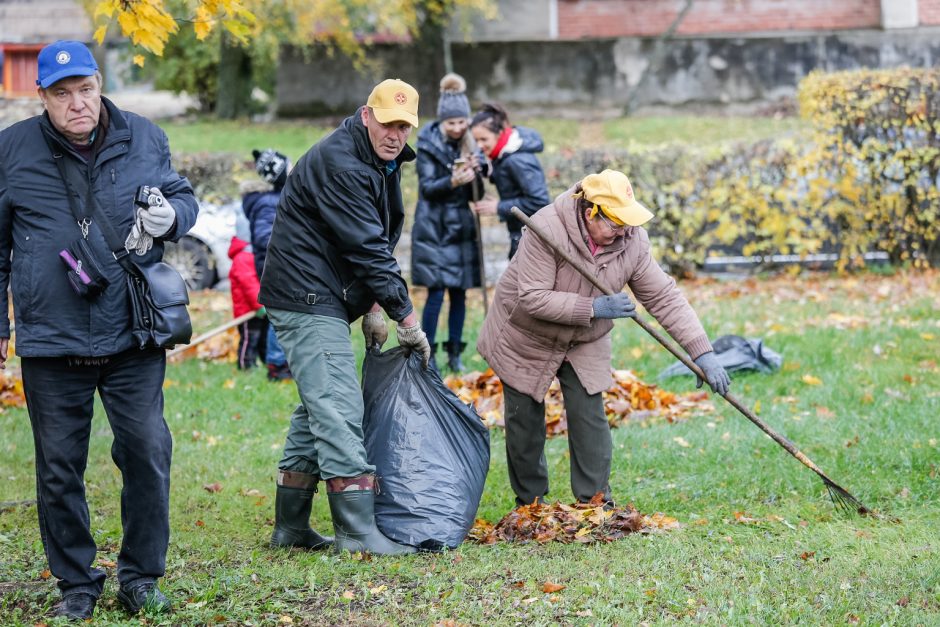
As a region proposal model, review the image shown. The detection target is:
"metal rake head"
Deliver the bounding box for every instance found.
[825,481,871,516]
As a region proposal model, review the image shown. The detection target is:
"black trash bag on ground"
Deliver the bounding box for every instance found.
[658,334,783,380]
[361,347,490,551]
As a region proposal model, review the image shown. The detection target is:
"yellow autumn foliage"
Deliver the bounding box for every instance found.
[542,67,940,274]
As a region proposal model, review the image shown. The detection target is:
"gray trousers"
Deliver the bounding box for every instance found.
[267,308,374,479]
[503,361,613,506]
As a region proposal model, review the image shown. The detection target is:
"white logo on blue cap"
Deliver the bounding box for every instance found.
[56,51,71,65]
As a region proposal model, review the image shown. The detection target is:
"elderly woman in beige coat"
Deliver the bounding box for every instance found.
[477,169,729,507]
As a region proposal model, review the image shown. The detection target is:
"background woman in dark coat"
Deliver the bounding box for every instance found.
[470,102,550,259]
[411,74,483,372]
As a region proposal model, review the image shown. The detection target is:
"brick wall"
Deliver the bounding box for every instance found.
[920,0,940,24]
[557,0,883,39]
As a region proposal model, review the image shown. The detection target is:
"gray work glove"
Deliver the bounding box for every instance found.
[693,351,730,396]
[396,322,431,368]
[592,292,637,319]
[361,311,388,350]
[139,186,176,237]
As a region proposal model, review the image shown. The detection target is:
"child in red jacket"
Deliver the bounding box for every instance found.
[229,209,267,369]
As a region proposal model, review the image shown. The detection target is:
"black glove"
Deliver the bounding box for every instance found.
[693,351,730,396]
[592,293,637,319]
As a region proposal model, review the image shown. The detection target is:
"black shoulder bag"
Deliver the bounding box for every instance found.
[46,135,192,349]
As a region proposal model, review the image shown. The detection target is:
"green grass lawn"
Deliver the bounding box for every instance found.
[1,269,938,625]
[162,114,805,162]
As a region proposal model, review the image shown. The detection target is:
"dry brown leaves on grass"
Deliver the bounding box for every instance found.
[0,368,26,408]
[469,493,680,545]
[187,328,240,362]
[445,368,713,437]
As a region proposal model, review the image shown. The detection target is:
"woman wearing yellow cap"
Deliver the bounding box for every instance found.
[477,169,729,507]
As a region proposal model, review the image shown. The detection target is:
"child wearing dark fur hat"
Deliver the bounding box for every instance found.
[243,148,292,380]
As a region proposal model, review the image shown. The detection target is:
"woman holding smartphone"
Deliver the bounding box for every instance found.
[411,73,484,372]
[469,102,550,259]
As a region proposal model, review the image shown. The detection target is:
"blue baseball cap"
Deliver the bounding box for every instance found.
[36,40,98,89]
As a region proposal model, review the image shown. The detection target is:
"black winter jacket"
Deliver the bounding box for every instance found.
[410,121,481,289]
[0,98,198,357]
[241,182,278,279]
[259,109,416,323]
[488,126,550,257]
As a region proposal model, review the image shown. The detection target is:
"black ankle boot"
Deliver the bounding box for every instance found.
[427,343,439,373]
[444,340,467,372]
[270,471,333,550]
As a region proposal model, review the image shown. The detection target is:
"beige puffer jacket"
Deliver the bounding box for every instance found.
[477,187,713,401]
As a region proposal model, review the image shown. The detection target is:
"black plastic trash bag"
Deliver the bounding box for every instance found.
[361,347,490,551]
[658,334,783,380]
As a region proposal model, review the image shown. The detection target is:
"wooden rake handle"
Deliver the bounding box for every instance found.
[167,310,258,359]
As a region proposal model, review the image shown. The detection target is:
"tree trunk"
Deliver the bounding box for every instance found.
[412,17,448,118]
[216,31,253,119]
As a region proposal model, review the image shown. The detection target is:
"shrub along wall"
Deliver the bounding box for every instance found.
[543,66,940,274]
[798,67,940,268]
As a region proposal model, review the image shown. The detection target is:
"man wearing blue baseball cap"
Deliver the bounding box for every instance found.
[0,40,198,619]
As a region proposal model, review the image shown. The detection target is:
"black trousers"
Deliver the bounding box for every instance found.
[502,361,613,506]
[21,347,172,598]
[237,317,267,369]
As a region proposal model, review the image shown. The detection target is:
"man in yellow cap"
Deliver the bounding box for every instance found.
[259,78,429,555]
[478,169,729,508]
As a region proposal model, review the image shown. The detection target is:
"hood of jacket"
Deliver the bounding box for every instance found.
[228,235,250,259]
[239,178,274,195]
[498,126,544,158]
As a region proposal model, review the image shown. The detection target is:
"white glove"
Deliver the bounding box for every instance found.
[139,187,176,237]
[124,216,153,256]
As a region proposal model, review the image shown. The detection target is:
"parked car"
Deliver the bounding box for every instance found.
[164,201,238,290]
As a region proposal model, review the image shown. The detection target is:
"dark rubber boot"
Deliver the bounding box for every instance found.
[326,475,416,555]
[444,340,467,373]
[270,471,333,550]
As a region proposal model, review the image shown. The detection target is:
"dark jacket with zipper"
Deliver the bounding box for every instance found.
[259,109,416,323]
[0,97,198,357]
[240,179,278,279]
[410,121,481,289]
[489,126,550,256]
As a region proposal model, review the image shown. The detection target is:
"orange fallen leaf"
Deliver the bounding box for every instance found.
[541,582,565,593]
[203,482,223,493]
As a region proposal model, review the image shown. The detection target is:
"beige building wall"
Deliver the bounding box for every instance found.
[0,0,92,43]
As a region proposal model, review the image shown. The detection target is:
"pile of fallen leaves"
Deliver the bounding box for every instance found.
[469,494,679,545]
[0,368,26,408]
[445,368,713,436]
[170,328,240,363]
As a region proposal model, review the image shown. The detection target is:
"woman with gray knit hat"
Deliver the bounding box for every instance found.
[411,73,485,372]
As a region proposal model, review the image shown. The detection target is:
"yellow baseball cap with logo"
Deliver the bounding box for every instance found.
[366,79,419,128]
[579,169,654,227]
